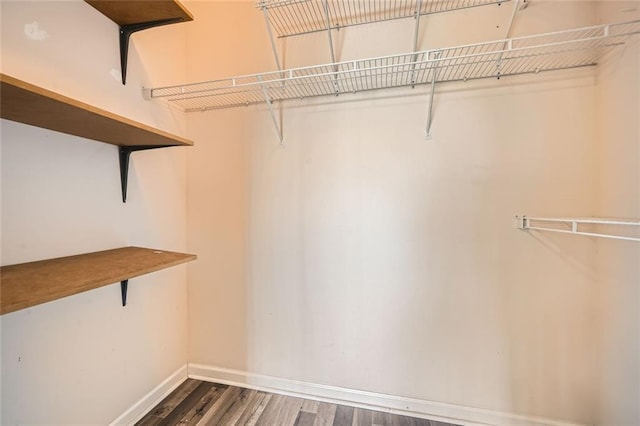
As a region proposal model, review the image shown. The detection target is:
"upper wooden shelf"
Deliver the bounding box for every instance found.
[85,0,193,26]
[0,73,193,148]
[0,73,193,201]
[1,247,197,315]
[85,0,193,85]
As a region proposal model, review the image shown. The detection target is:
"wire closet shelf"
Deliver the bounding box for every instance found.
[258,0,511,38]
[516,217,640,243]
[146,20,640,112]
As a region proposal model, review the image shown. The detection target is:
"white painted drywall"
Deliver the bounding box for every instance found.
[1,1,190,424]
[184,1,637,424]
[594,3,640,425]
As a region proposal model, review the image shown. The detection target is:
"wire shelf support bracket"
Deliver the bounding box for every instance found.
[323,0,337,65]
[258,76,284,146]
[410,0,425,87]
[515,216,640,242]
[261,1,283,72]
[425,50,441,139]
[322,0,340,93]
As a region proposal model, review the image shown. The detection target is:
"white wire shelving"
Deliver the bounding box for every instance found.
[515,217,640,243]
[257,0,511,38]
[147,20,639,112]
[257,0,521,86]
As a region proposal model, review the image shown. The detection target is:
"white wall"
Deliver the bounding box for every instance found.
[1,1,190,424]
[594,3,640,425]
[184,1,269,372]
[184,1,633,424]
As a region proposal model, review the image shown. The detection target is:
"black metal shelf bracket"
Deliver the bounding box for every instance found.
[118,145,174,203]
[121,280,128,306]
[119,18,185,85]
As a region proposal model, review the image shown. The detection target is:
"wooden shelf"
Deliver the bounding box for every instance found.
[0,73,193,201]
[0,247,197,315]
[85,0,193,84]
[85,0,193,26]
[0,73,192,148]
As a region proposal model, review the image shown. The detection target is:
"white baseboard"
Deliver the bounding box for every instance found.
[110,364,188,426]
[188,364,586,426]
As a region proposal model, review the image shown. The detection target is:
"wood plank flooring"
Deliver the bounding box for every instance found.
[136,379,459,426]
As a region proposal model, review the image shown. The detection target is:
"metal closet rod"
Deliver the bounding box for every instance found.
[516,216,640,242]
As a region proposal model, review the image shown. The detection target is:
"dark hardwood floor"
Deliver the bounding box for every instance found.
[135,379,459,426]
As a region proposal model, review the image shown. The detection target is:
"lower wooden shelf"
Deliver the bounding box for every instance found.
[0,247,196,315]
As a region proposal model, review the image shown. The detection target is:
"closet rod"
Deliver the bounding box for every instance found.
[516,217,640,243]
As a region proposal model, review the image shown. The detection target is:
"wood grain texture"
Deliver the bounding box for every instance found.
[352,408,373,426]
[255,393,287,426]
[333,406,355,426]
[158,381,214,426]
[216,388,260,425]
[137,379,202,425]
[238,392,273,426]
[179,383,229,425]
[0,73,193,147]
[301,399,320,414]
[196,385,243,425]
[0,247,197,315]
[135,380,460,426]
[295,411,317,426]
[314,402,338,426]
[85,0,193,26]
